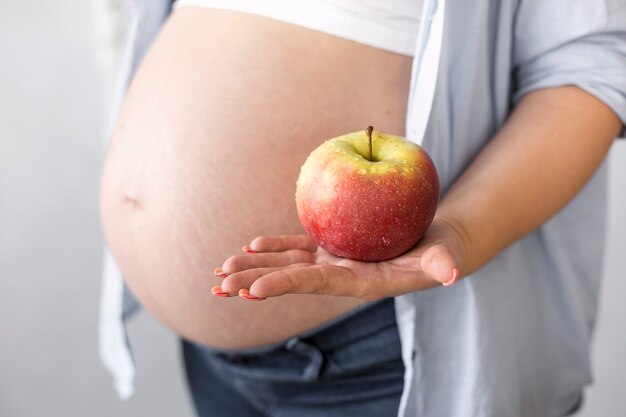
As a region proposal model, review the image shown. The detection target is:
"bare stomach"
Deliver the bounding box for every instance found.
[100,8,412,349]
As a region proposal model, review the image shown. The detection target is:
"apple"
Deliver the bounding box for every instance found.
[295,126,439,262]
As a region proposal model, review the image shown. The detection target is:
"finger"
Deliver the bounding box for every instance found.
[247,264,369,299]
[238,289,265,301]
[248,235,318,253]
[419,243,460,286]
[211,285,230,297]
[220,264,311,295]
[222,249,316,273]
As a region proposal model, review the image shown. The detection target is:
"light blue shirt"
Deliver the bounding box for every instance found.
[396,2,626,416]
[99,1,626,416]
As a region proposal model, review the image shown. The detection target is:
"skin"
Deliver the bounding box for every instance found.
[216,87,621,300]
[100,8,413,348]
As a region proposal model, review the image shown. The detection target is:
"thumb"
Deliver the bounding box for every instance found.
[419,243,460,286]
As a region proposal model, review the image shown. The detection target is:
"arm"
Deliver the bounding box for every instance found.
[212,86,621,300]
[437,85,621,277]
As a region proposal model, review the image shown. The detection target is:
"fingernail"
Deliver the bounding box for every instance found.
[442,267,459,287]
[211,285,231,297]
[239,289,265,301]
[214,267,230,279]
[242,245,258,254]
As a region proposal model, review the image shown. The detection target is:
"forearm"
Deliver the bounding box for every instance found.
[437,86,622,277]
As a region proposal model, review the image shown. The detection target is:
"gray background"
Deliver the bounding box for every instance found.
[1,1,624,416]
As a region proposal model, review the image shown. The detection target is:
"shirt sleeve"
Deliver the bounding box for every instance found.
[512,0,626,134]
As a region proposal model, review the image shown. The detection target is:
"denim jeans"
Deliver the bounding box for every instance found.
[181,298,404,417]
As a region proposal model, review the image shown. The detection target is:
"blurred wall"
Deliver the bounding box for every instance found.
[0,1,623,416]
[0,1,194,416]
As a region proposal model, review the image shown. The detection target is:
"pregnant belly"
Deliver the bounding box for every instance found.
[100,8,412,349]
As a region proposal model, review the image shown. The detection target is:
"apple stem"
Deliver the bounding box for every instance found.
[366,125,374,161]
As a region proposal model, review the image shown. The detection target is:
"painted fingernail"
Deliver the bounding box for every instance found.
[211,285,231,297]
[242,245,258,254]
[214,267,230,279]
[239,289,265,301]
[442,267,459,287]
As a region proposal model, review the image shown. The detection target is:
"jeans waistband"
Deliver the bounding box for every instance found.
[202,297,397,357]
[295,297,397,352]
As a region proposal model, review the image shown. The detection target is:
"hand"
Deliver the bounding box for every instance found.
[212,218,466,301]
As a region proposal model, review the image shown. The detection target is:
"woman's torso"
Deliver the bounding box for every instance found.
[100,7,413,349]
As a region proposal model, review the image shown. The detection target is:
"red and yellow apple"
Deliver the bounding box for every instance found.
[295,127,439,262]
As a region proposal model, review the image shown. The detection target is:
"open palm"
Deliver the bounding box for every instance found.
[213,219,463,301]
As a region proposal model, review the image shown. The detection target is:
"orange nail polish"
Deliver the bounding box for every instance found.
[242,245,258,254]
[211,285,230,297]
[239,289,265,301]
[214,267,230,278]
[213,292,230,297]
[442,267,459,287]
